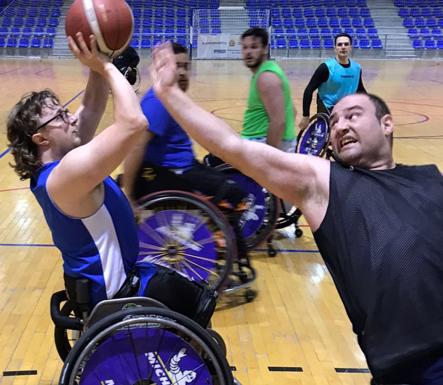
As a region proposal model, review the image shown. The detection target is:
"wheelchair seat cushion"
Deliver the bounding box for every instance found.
[142,264,217,327]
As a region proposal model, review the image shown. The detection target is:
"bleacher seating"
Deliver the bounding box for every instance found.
[0,0,62,50]
[394,0,443,51]
[249,0,382,50]
[3,0,441,55]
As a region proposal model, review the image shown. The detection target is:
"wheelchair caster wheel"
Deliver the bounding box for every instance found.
[267,246,277,257]
[245,289,257,302]
[295,228,303,238]
[238,270,249,283]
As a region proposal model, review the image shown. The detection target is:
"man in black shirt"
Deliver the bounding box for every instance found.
[299,33,366,131]
[149,42,443,384]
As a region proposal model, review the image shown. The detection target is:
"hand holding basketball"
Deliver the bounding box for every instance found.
[65,0,134,58]
[67,32,110,74]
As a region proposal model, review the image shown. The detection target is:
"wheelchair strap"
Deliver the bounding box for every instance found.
[113,270,140,299]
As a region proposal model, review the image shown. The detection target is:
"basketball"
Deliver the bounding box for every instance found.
[65,0,134,58]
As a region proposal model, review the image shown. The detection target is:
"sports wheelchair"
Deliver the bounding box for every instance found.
[133,165,258,303]
[52,279,236,385]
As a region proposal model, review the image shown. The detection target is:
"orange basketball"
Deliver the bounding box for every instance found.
[65,0,134,58]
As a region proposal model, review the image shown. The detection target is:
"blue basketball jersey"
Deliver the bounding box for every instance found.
[31,161,140,306]
[141,88,196,170]
[318,58,361,109]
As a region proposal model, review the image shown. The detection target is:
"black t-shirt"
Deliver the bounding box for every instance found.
[314,162,443,381]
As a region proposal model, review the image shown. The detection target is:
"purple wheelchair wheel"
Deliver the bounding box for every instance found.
[59,307,234,385]
[296,113,330,157]
[137,190,236,292]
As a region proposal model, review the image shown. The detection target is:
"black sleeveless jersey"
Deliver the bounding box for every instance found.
[314,162,443,380]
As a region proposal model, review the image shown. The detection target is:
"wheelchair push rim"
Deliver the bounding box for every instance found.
[59,307,234,385]
[296,112,330,157]
[136,190,236,292]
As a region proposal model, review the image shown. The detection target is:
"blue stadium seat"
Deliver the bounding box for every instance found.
[288,38,298,48]
[371,38,382,49]
[363,17,375,27]
[43,37,53,48]
[299,38,310,48]
[19,37,29,48]
[6,37,17,47]
[407,27,418,37]
[324,38,334,48]
[359,38,370,49]
[424,38,436,49]
[311,38,321,48]
[412,39,423,49]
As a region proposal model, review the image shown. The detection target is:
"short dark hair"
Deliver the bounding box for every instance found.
[7,90,60,180]
[334,33,353,46]
[171,42,188,55]
[366,93,391,120]
[241,27,269,47]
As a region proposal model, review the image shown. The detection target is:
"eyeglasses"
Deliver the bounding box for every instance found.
[36,107,71,131]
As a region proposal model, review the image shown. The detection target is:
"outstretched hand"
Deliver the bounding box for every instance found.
[150,42,179,96]
[68,33,110,74]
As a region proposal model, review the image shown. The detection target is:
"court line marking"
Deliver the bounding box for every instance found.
[3,370,37,376]
[0,148,10,159]
[268,366,303,372]
[335,368,370,373]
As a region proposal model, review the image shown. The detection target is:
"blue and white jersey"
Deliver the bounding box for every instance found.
[319,58,361,109]
[31,161,140,306]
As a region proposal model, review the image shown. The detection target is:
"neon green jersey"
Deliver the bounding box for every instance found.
[242,60,295,140]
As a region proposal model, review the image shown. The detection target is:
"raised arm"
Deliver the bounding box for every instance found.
[151,43,330,230]
[123,130,154,202]
[74,68,109,144]
[47,34,147,213]
[256,71,286,148]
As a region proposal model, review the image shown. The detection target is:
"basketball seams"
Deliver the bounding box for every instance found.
[82,0,113,56]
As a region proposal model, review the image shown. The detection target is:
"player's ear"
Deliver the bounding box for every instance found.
[32,132,50,146]
[381,113,394,137]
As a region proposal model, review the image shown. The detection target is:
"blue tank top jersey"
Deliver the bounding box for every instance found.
[31,161,142,306]
[318,58,361,109]
[141,88,196,170]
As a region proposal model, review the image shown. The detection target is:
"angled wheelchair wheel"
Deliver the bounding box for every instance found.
[137,190,236,292]
[214,164,280,250]
[296,112,330,157]
[59,307,234,385]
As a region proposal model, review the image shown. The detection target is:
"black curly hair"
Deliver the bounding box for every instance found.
[7,89,60,180]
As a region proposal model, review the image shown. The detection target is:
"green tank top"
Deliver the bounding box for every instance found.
[242,60,295,140]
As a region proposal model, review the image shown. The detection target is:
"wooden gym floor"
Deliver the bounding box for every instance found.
[0,56,442,385]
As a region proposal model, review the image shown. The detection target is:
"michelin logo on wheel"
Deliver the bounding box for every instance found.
[146,348,197,385]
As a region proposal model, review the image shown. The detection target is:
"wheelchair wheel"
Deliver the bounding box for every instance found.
[59,307,234,385]
[137,190,236,292]
[54,300,82,362]
[296,112,330,157]
[214,165,280,250]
